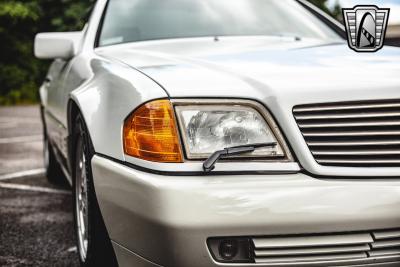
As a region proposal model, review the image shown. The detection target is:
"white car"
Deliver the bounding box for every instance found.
[34,0,400,266]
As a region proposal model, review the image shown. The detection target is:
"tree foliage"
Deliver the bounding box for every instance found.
[0,0,92,105]
[309,0,343,21]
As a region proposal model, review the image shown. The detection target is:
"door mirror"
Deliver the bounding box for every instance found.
[34,32,82,60]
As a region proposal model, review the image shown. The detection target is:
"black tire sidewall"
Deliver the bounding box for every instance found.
[72,114,117,267]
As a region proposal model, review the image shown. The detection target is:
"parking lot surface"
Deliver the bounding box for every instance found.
[0,105,79,266]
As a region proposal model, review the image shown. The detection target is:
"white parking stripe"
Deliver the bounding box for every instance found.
[67,246,77,253]
[0,168,45,181]
[0,135,42,144]
[0,182,70,194]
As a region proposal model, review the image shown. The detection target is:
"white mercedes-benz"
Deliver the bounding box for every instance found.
[34,0,400,266]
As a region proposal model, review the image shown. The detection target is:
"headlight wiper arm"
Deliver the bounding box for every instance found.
[202,142,277,172]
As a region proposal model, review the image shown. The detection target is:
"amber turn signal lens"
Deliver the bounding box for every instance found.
[123,99,183,162]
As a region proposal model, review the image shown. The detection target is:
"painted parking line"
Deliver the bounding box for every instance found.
[0,135,42,144]
[0,168,45,181]
[0,182,70,195]
[67,246,77,253]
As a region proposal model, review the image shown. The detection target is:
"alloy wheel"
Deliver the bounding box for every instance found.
[75,144,89,262]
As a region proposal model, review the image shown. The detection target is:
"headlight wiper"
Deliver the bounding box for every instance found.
[202,142,277,172]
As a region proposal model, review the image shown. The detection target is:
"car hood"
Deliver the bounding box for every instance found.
[96,36,400,104]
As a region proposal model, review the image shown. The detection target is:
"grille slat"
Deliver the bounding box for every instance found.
[368,248,400,257]
[299,120,400,128]
[254,244,370,256]
[308,140,400,147]
[372,240,400,249]
[293,100,400,167]
[303,130,400,137]
[295,112,400,120]
[294,102,400,112]
[374,229,400,239]
[253,234,372,248]
[317,159,400,165]
[251,228,400,265]
[313,149,400,156]
[254,252,367,264]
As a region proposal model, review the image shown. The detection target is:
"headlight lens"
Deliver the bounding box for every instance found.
[175,104,285,159]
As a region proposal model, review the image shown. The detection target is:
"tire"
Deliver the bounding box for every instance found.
[72,114,118,267]
[43,130,64,185]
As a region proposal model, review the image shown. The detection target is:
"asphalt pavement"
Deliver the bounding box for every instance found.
[0,105,79,266]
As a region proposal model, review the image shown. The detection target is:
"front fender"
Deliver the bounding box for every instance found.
[69,57,168,161]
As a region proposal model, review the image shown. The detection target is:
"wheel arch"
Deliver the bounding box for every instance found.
[66,58,169,165]
[67,99,82,174]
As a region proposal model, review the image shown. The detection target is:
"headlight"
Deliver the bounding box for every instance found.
[175,101,286,160]
[124,99,290,163]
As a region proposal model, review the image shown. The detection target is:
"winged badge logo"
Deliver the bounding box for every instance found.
[343,5,390,52]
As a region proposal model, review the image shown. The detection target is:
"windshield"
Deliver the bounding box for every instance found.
[98,0,340,46]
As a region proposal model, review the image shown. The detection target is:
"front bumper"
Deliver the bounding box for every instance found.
[91,155,400,267]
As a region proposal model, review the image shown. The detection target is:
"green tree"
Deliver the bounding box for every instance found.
[308,0,331,14]
[308,0,342,20]
[331,2,344,22]
[0,0,92,105]
[0,1,41,104]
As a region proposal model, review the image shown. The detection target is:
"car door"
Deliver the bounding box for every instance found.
[41,22,90,172]
[43,59,70,160]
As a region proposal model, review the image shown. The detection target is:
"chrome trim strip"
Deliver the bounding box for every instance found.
[299,121,400,128]
[293,102,400,112]
[254,244,370,256]
[308,140,400,147]
[253,234,373,248]
[303,130,400,137]
[124,154,300,174]
[295,112,400,120]
[318,159,400,164]
[313,150,400,156]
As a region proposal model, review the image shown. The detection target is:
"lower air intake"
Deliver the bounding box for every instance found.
[251,229,400,266]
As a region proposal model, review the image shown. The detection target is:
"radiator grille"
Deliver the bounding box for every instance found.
[293,100,400,167]
[252,229,400,265]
